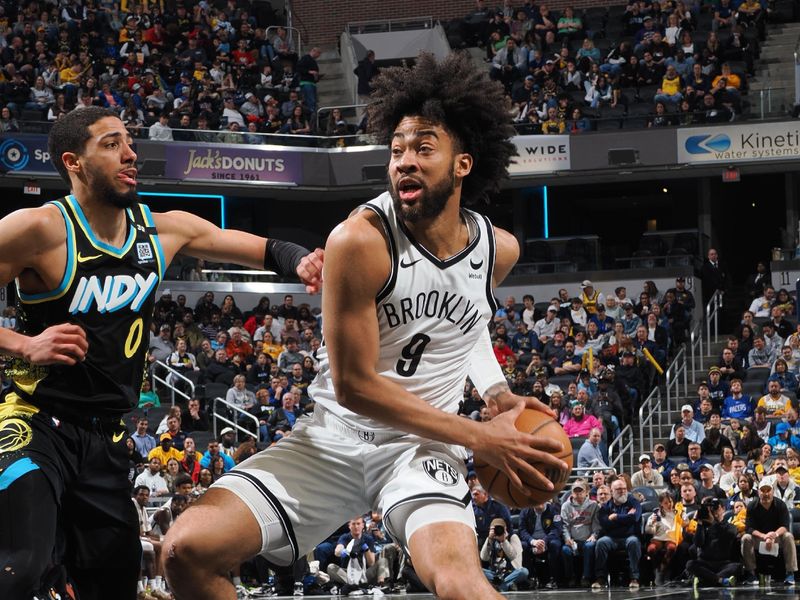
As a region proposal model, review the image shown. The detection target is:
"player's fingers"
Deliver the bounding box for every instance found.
[54,323,87,338]
[512,458,555,491]
[523,396,556,418]
[48,353,78,366]
[308,248,325,269]
[58,333,89,352]
[520,431,564,454]
[57,343,86,361]
[502,463,531,497]
[503,400,525,419]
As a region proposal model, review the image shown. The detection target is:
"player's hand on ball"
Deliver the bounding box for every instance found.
[487,389,556,419]
[23,323,88,366]
[297,248,324,293]
[476,401,568,497]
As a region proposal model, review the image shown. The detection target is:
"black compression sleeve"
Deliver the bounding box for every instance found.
[263,238,310,277]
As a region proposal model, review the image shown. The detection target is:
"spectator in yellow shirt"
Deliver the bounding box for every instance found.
[148,433,183,465]
[654,65,683,104]
[757,379,793,416]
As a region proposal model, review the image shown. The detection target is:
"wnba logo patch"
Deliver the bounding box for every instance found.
[423,458,458,486]
[0,418,33,454]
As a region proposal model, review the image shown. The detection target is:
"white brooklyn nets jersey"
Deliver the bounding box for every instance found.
[309,191,498,436]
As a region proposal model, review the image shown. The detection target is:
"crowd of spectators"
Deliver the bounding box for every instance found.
[0,0,777,143]
[0,1,354,141]
[459,0,762,132]
[459,277,800,592]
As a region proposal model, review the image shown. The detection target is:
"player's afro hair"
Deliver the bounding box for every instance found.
[367,52,517,206]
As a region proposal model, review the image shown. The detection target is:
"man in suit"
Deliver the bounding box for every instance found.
[701,248,728,308]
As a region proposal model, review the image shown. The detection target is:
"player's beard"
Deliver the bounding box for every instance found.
[389,169,455,224]
[93,174,138,208]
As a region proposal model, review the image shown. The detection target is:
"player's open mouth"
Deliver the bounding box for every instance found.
[118,168,137,185]
[397,178,422,202]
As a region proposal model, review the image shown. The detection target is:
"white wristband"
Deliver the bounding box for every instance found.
[468,329,507,397]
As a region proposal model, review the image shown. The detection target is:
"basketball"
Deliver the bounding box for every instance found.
[473,409,573,508]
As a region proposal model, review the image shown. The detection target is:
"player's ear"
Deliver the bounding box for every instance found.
[455,152,472,179]
[62,151,81,174]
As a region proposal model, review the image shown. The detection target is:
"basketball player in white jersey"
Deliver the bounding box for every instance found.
[164,52,568,600]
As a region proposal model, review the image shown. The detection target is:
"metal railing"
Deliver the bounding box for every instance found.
[212,396,259,441]
[608,424,634,476]
[152,360,196,407]
[345,16,435,34]
[705,290,724,353]
[637,386,663,457]
[751,87,793,119]
[664,345,689,415]
[265,26,303,57]
[689,321,704,382]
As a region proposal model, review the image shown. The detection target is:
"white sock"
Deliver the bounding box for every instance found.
[154,575,163,590]
[143,578,150,591]
[233,576,242,587]
[137,580,145,593]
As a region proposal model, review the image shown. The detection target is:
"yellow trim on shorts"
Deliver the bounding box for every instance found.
[0,392,40,419]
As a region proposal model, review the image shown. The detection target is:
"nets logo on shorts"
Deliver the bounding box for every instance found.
[423,458,459,487]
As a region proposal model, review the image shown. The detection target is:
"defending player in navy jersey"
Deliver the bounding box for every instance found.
[165,53,567,600]
[0,106,322,600]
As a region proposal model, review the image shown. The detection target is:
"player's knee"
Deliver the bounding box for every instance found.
[430,569,487,600]
[163,521,226,578]
[0,550,45,598]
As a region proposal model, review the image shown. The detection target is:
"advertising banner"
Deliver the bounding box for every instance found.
[508,135,571,175]
[677,122,800,164]
[0,135,57,175]
[164,144,302,184]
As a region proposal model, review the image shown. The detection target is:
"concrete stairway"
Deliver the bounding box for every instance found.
[316,50,355,119]
[748,22,800,116]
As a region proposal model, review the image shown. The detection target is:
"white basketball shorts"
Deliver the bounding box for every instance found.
[212,407,474,565]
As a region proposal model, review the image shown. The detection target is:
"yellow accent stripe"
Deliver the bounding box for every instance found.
[18,200,77,304]
[0,392,40,419]
[64,195,136,258]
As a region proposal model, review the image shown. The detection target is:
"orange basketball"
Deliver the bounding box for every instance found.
[473,409,573,508]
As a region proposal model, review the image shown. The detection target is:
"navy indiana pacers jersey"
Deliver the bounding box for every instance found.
[9,195,164,420]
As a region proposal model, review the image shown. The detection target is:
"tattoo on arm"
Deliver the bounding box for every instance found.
[484,381,510,404]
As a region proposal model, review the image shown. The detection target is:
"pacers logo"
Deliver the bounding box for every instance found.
[0,418,33,453]
[423,458,458,486]
[0,139,30,172]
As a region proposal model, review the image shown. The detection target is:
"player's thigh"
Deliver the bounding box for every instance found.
[165,486,262,571]
[406,514,496,598]
[212,421,368,564]
[169,422,366,568]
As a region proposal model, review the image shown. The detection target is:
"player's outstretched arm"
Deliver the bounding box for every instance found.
[0,206,88,365]
[323,213,566,493]
[153,210,323,293]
